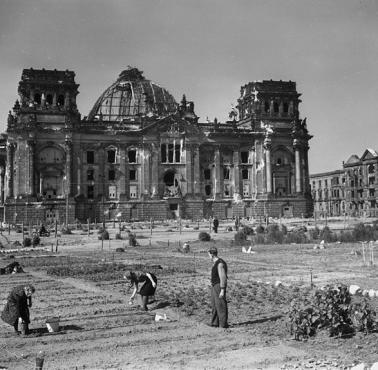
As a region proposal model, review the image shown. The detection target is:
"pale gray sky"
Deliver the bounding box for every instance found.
[0,0,377,173]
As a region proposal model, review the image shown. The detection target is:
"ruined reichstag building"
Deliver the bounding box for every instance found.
[2,67,313,224]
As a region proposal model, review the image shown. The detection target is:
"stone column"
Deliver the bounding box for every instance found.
[119,146,126,197]
[65,138,72,196]
[64,92,70,108]
[151,144,159,198]
[193,145,201,195]
[53,93,57,107]
[185,144,193,195]
[294,140,302,193]
[214,146,221,197]
[0,167,4,204]
[39,173,43,194]
[142,146,151,197]
[6,143,14,198]
[27,140,35,196]
[233,148,240,197]
[303,145,310,194]
[264,136,272,194]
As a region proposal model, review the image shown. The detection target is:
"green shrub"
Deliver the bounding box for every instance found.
[61,226,72,235]
[234,230,247,243]
[32,235,40,246]
[115,233,122,240]
[352,223,374,241]
[128,233,137,246]
[338,230,355,243]
[320,226,337,243]
[266,224,284,244]
[23,237,32,247]
[98,230,109,240]
[285,230,308,244]
[289,284,376,340]
[242,225,254,236]
[253,234,266,245]
[255,225,265,234]
[309,226,320,240]
[198,232,211,241]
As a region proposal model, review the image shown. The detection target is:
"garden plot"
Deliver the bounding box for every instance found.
[1,222,378,369]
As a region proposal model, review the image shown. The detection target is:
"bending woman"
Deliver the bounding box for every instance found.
[125,271,157,311]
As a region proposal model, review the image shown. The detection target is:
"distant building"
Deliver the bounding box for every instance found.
[310,149,378,217]
[2,67,313,224]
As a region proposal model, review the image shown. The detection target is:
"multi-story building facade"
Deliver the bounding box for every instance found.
[2,67,313,224]
[311,149,378,217]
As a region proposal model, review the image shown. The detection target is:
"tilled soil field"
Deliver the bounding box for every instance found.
[1,222,378,369]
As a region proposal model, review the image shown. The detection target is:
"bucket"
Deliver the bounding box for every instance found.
[46,318,60,333]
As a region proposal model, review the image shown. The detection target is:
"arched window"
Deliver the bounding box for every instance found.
[46,94,53,105]
[283,102,289,113]
[57,94,65,106]
[34,93,41,105]
[205,185,212,196]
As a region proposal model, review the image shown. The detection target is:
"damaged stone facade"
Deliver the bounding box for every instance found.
[3,67,313,224]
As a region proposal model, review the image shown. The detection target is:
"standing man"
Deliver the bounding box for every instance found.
[208,247,228,328]
[213,217,219,233]
[1,284,35,335]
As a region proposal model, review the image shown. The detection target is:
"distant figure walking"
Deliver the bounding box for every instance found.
[1,284,35,335]
[125,271,157,311]
[213,217,219,233]
[208,247,228,328]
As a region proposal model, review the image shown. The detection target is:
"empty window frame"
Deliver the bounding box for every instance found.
[224,184,230,197]
[87,169,94,181]
[129,169,136,181]
[204,169,211,180]
[107,150,116,163]
[87,185,94,199]
[242,169,249,180]
[205,184,212,196]
[161,143,181,163]
[128,149,136,163]
[241,151,249,164]
[87,151,95,164]
[223,167,230,180]
[108,169,115,181]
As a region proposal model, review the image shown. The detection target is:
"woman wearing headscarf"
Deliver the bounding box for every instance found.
[124,271,157,311]
[1,284,35,335]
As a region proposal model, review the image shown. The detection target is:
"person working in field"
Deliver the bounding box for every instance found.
[1,284,35,335]
[208,247,229,328]
[125,271,157,311]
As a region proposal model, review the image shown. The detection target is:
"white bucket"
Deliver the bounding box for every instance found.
[46,318,60,333]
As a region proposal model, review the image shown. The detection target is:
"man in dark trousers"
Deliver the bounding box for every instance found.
[1,284,35,335]
[213,217,219,233]
[208,247,228,328]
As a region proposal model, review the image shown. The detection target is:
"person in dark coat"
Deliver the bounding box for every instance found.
[208,247,228,328]
[125,271,157,311]
[213,217,219,233]
[1,284,35,335]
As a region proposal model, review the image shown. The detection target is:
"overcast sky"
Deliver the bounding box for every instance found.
[0,0,377,173]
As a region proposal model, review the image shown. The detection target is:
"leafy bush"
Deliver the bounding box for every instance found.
[352,223,374,242]
[253,234,265,245]
[288,284,376,340]
[319,226,337,243]
[198,232,211,241]
[255,225,265,234]
[285,230,308,244]
[115,233,122,240]
[61,226,72,235]
[309,227,320,240]
[266,224,284,244]
[242,225,254,236]
[98,230,109,240]
[32,235,40,246]
[23,237,32,247]
[338,230,355,243]
[234,230,247,244]
[115,247,125,253]
[128,232,137,246]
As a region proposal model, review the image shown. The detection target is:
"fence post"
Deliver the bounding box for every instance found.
[87,218,90,237]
